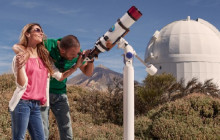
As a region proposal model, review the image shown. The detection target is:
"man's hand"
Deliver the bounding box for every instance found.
[12,44,26,54]
[16,51,30,69]
[106,40,114,50]
[83,49,95,63]
[83,49,91,57]
[75,52,84,68]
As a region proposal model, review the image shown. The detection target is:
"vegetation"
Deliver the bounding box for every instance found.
[136,73,220,114]
[0,73,15,93]
[1,73,220,139]
[135,94,220,139]
[0,74,15,139]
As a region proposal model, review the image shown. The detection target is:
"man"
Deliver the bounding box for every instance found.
[13,35,94,140]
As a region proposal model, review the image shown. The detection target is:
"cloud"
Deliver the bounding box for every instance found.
[186,0,220,7]
[0,47,14,61]
[186,0,202,6]
[0,50,14,74]
[1,45,12,50]
[0,61,11,66]
[96,58,123,70]
[51,7,82,15]
[75,28,88,33]
[94,52,122,68]
[11,0,41,9]
[0,60,12,74]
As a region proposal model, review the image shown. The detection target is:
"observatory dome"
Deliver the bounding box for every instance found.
[145,16,220,85]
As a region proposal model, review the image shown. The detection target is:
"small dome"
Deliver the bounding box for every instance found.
[145,17,220,85]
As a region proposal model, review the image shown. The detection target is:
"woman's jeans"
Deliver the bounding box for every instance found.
[11,99,45,140]
[41,93,73,140]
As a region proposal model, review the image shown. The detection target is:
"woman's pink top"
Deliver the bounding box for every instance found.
[21,57,48,105]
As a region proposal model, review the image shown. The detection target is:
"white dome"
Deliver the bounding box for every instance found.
[145,17,220,85]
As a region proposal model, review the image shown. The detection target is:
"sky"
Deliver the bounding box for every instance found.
[0,0,220,83]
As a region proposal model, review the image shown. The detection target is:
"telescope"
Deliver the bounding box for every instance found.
[84,6,142,61]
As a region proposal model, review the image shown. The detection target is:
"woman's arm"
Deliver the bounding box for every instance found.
[12,44,30,69]
[12,56,26,87]
[17,66,26,87]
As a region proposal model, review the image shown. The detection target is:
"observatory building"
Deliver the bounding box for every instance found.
[145,16,220,86]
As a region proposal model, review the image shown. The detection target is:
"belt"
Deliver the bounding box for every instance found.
[20,99,40,104]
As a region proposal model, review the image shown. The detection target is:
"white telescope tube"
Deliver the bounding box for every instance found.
[84,6,142,61]
[97,6,142,52]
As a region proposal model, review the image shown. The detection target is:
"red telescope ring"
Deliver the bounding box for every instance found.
[127,6,142,21]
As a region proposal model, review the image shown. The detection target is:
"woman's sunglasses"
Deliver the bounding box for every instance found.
[32,28,43,33]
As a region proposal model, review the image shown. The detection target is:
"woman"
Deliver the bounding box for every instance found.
[9,23,81,140]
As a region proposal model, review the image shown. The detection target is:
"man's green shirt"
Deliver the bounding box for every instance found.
[44,38,81,94]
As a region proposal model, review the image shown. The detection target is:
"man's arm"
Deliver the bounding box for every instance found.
[55,53,94,81]
[79,61,94,77]
[79,49,94,76]
[58,65,79,81]
[52,54,84,81]
[12,44,25,54]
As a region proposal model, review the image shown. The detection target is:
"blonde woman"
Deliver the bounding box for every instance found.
[9,23,81,140]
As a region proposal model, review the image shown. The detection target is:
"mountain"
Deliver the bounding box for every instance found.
[67,64,123,91]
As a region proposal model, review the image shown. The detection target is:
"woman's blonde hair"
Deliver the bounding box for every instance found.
[19,23,53,75]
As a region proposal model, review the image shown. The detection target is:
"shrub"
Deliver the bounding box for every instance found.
[136,73,176,112]
[2,73,220,139]
[136,73,220,116]
[0,74,15,139]
[75,89,123,126]
[135,93,220,139]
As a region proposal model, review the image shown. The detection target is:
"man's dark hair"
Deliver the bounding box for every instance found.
[60,35,80,50]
